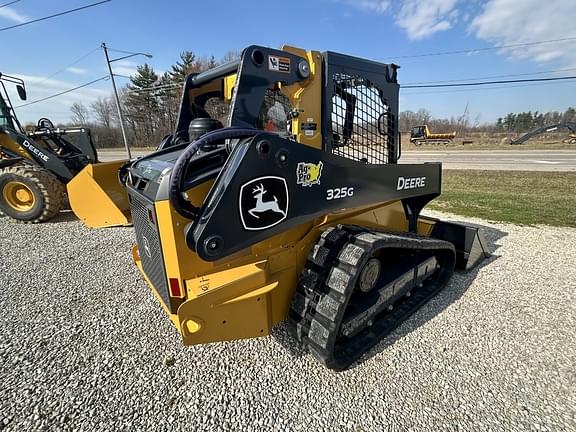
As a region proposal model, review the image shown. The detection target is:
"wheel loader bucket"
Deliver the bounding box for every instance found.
[67,160,131,228]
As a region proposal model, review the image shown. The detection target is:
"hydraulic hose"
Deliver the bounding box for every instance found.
[169,127,259,220]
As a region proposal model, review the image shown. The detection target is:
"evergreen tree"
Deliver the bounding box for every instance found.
[495,118,503,131]
[170,51,196,84]
[563,107,576,123]
[125,64,160,146]
[156,71,179,133]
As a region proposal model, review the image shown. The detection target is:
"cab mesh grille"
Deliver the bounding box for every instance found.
[329,74,394,164]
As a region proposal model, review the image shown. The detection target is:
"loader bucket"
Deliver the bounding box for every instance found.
[430,220,490,270]
[67,160,131,228]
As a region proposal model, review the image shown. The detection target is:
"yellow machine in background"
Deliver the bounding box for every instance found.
[125,45,488,369]
[0,73,131,227]
[66,161,131,227]
[410,125,457,145]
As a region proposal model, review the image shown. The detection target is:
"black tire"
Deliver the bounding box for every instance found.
[0,165,65,223]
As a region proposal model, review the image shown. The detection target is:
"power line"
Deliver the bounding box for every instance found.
[402,75,576,89]
[380,36,576,60]
[403,67,576,86]
[36,47,100,84]
[125,82,183,94]
[0,0,112,32]
[401,79,576,96]
[15,76,109,108]
[15,110,73,114]
[0,0,22,8]
[12,71,574,110]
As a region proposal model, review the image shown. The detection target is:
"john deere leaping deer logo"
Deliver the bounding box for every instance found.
[239,176,289,231]
[249,183,287,219]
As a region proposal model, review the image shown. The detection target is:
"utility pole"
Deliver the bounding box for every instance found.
[458,101,469,143]
[102,42,131,159]
[101,42,152,160]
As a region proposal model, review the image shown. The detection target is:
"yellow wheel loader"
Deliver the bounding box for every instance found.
[125,45,488,369]
[0,73,131,227]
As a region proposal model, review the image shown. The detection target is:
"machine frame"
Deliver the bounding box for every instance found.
[125,45,487,369]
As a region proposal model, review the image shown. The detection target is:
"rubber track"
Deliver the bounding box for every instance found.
[0,165,65,223]
[287,225,456,370]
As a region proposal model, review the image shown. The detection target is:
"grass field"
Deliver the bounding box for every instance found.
[430,170,576,227]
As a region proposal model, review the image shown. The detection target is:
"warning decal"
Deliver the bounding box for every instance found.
[268,55,291,73]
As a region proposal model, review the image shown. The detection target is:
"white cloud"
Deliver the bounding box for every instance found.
[471,0,576,66]
[396,0,459,40]
[111,60,138,77]
[66,67,87,75]
[342,0,390,14]
[5,74,109,124]
[0,7,28,23]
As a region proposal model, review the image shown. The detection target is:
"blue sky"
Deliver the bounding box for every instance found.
[2,0,575,125]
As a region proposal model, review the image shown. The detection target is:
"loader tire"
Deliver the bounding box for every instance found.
[0,165,65,223]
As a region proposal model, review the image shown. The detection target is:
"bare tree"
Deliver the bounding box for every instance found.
[399,109,432,132]
[91,97,115,128]
[70,102,89,126]
[221,49,241,63]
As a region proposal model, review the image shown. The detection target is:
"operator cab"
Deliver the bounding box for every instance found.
[158,60,293,153]
[411,126,425,140]
[0,94,16,131]
[129,45,401,204]
[0,73,26,133]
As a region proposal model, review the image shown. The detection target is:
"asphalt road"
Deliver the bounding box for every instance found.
[98,149,576,171]
[400,150,576,171]
[98,149,149,161]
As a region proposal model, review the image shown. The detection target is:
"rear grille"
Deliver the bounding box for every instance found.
[129,190,170,309]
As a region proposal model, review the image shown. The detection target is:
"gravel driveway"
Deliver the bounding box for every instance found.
[1,211,574,431]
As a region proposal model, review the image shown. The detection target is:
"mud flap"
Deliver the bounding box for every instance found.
[67,160,131,228]
[430,220,490,270]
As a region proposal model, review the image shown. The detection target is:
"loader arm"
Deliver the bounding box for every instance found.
[184,131,442,261]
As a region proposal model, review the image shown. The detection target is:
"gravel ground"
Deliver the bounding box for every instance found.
[1,210,575,431]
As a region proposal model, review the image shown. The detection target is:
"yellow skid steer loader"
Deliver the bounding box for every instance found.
[125,45,488,369]
[0,73,131,227]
